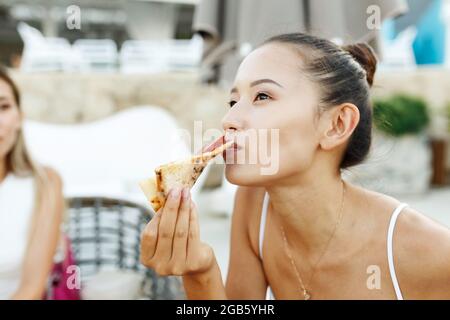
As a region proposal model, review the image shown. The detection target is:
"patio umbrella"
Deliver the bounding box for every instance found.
[392,0,434,34]
[391,0,445,65]
[193,0,409,84]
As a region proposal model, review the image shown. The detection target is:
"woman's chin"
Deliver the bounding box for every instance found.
[224,163,268,186]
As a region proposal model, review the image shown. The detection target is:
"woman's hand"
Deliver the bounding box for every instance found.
[140,187,214,277]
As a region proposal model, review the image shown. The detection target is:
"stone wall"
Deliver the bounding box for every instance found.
[11,71,230,188]
[372,67,450,111]
[371,67,450,170]
[11,71,228,131]
[12,68,450,127]
[10,67,450,173]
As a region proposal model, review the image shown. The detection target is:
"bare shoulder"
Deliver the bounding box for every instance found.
[350,185,449,298]
[226,186,270,298]
[232,186,266,254]
[40,167,64,205]
[394,205,450,299]
[233,186,266,221]
[42,166,63,189]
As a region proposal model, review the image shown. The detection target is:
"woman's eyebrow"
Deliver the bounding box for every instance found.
[250,78,283,88]
[230,78,284,94]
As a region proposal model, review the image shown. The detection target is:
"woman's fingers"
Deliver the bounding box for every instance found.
[169,188,191,273]
[187,201,201,251]
[186,202,213,273]
[153,188,181,262]
[141,191,214,276]
[140,209,162,264]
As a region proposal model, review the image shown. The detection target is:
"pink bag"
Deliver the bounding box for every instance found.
[45,236,81,300]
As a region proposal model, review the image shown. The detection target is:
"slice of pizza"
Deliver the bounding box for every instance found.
[139,136,233,212]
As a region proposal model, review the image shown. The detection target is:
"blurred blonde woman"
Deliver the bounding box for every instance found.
[0,66,64,299]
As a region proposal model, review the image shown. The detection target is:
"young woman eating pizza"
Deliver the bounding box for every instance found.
[140,32,450,300]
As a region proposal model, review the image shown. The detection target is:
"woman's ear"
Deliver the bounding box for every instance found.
[319,103,360,151]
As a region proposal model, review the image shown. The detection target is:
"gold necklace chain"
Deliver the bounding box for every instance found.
[280,180,346,300]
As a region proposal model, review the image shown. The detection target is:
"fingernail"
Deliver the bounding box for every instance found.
[182,187,190,200]
[170,187,180,198]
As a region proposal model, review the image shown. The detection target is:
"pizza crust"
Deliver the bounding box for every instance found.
[139,140,233,212]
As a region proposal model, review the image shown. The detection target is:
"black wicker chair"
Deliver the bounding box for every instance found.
[65,196,184,299]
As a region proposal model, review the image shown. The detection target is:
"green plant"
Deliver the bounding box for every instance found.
[446,103,450,132]
[372,94,430,137]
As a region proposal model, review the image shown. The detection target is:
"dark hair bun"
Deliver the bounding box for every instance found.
[342,43,377,87]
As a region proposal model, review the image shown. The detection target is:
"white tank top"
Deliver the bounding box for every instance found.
[258,192,408,300]
[0,173,35,299]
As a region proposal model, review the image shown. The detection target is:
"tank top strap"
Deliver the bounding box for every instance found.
[387,202,409,300]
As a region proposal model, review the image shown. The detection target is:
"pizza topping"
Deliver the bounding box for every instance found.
[139,135,233,213]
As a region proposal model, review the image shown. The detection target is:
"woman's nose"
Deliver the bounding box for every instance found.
[222,117,243,134]
[221,107,245,132]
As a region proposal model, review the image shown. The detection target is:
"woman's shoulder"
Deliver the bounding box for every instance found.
[355,185,450,298]
[234,185,265,206]
[234,186,267,221]
[232,186,267,255]
[42,166,61,181]
[394,205,450,299]
[42,166,63,188]
[37,166,63,199]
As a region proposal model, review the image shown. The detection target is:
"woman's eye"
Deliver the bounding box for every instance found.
[255,93,271,102]
[0,104,10,111]
[228,100,237,108]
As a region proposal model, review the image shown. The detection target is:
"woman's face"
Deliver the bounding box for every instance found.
[222,43,325,186]
[0,79,21,160]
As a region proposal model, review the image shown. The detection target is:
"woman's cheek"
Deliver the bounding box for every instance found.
[2,130,18,156]
[0,113,20,156]
[278,125,317,172]
[0,133,15,158]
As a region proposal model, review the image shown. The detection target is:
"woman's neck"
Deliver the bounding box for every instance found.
[0,159,6,183]
[266,169,349,255]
